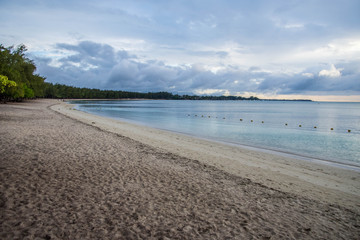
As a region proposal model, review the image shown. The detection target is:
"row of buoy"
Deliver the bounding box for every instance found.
[188,114,352,133]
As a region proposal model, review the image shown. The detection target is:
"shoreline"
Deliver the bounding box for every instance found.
[186,133,360,171]
[70,100,360,171]
[205,137,360,171]
[55,100,360,209]
[90,115,360,172]
[99,117,360,172]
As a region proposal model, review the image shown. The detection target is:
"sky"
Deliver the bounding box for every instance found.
[1,0,360,101]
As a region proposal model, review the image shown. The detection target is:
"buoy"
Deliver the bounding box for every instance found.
[251,120,253,122]
[202,115,204,117]
[195,115,197,117]
[223,117,226,119]
[299,125,302,127]
[240,119,243,121]
[285,123,288,126]
[331,128,334,130]
[208,116,210,118]
[314,126,317,129]
[261,121,264,123]
[348,129,351,133]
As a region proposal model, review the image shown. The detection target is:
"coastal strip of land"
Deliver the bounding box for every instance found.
[1,99,359,239]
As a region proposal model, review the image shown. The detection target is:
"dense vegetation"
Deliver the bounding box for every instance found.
[0,44,46,101]
[43,83,259,100]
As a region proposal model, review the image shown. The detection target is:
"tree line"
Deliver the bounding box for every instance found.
[43,83,259,100]
[0,44,46,101]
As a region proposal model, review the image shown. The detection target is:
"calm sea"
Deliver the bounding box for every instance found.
[71,100,360,168]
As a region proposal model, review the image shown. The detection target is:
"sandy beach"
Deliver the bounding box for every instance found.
[1,99,359,239]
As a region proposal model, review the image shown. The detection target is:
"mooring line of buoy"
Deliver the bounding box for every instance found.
[188,114,352,133]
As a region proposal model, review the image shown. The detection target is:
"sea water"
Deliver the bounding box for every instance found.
[71,100,360,168]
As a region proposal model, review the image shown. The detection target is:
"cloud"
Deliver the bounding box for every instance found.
[319,64,342,78]
[302,73,314,78]
[33,40,360,97]
[107,59,180,92]
[194,89,229,96]
[33,41,122,88]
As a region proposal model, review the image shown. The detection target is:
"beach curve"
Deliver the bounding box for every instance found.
[56,100,360,207]
[1,99,359,239]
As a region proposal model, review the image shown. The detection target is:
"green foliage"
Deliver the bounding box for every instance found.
[0,75,17,94]
[0,44,46,101]
[24,84,35,98]
[43,83,261,101]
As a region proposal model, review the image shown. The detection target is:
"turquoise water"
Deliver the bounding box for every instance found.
[71,100,360,167]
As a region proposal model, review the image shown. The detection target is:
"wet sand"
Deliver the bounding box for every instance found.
[1,99,359,239]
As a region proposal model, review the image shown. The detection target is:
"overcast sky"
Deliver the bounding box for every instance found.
[1,0,359,101]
